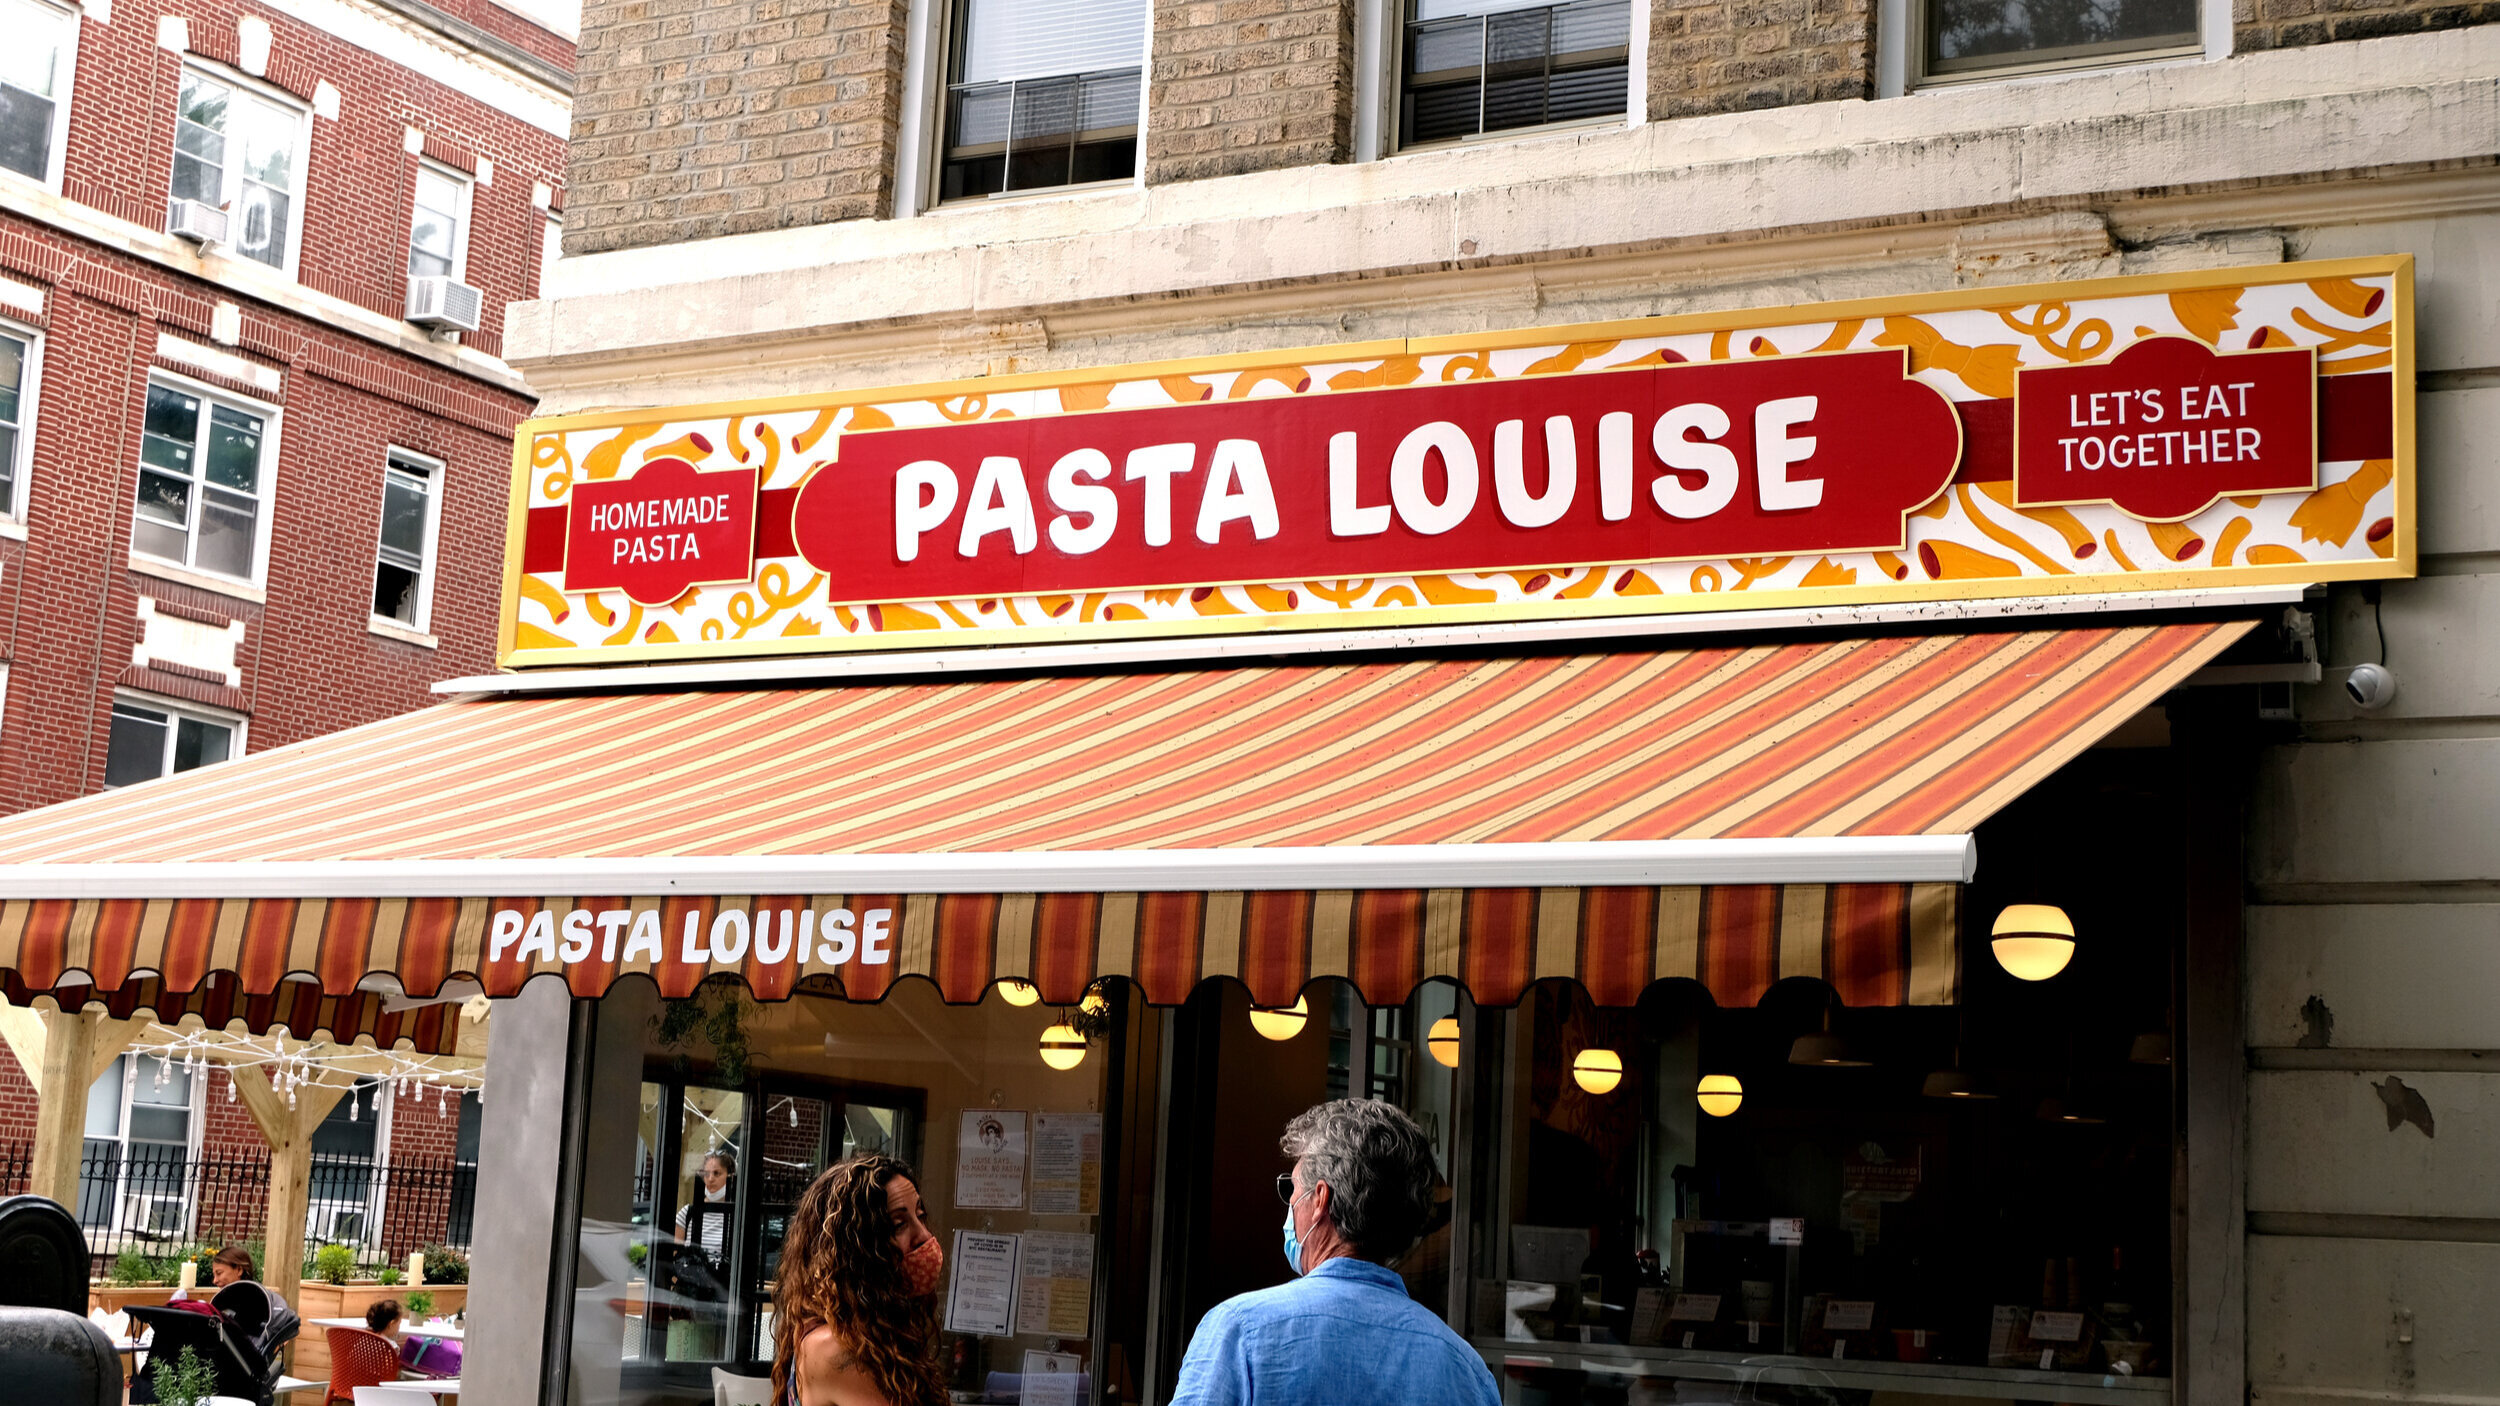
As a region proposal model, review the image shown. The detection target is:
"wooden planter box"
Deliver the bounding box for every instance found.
[88,1284,176,1315]
[292,1284,470,1380]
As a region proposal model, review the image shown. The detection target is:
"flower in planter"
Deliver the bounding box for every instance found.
[405,1291,435,1320]
[378,1266,403,1286]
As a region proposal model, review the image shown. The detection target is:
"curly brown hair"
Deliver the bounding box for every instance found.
[771,1154,945,1406]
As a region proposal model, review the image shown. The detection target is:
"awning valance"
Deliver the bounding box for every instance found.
[0,620,2249,1011]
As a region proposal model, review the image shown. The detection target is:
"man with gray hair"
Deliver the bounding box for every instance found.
[1172,1099,1499,1406]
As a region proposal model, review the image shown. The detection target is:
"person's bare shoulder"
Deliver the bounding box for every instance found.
[796,1323,895,1406]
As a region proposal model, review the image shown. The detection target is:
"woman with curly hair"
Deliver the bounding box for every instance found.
[771,1153,948,1406]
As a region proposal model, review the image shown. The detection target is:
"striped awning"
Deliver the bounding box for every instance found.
[0,620,2249,1012]
[0,971,466,1054]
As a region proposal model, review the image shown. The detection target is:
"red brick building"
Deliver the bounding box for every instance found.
[0,0,569,1261]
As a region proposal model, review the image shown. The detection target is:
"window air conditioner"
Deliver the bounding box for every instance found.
[406,275,484,333]
[166,199,229,247]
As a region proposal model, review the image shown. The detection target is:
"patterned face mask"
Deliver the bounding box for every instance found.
[902,1233,946,1295]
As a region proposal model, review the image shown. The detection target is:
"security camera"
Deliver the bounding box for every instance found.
[2346,663,2397,710]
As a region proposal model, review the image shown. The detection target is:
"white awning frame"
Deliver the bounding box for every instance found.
[0,835,1976,899]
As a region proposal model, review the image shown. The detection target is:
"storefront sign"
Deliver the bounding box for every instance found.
[503,258,2412,667]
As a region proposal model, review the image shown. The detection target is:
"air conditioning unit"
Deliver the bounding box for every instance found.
[406,275,483,333]
[120,1192,188,1237]
[166,198,228,247]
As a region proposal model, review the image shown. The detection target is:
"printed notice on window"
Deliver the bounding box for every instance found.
[1031,1111,1103,1216]
[1022,1351,1085,1406]
[1015,1231,1096,1338]
[944,1230,1020,1338]
[955,1109,1028,1209]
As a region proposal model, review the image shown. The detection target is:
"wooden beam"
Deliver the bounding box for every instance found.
[26,1009,139,1210]
[227,1064,348,1310]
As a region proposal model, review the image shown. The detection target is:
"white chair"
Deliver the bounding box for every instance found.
[354,1390,436,1406]
[713,1366,776,1406]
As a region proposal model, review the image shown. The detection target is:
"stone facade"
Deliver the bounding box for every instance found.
[1145,0,1358,184]
[566,0,910,254]
[1648,0,1877,119]
[2237,0,2500,48]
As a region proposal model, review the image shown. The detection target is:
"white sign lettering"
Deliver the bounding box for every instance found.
[487,904,895,969]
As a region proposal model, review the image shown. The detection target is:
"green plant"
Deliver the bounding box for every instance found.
[150,1345,218,1406]
[626,1242,648,1269]
[654,979,751,1083]
[109,1249,158,1286]
[377,1265,403,1286]
[418,1243,470,1284]
[405,1290,435,1320]
[313,1243,357,1286]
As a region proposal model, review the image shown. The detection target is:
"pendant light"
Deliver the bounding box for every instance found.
[1426,1017,1461,1068]
[1788,996,1870,1067]
[1919,1068,1996,1100]
[2034,1097,2105,1125]
[1248,996,1310,1042]
[1038,1023,1087,1070]
[1991,904,2077,981]
[1696,1073,1744,1117]
[1571,1048,1624,1095]
[996,980,1041,1007]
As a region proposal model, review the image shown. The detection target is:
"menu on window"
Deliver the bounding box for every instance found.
[1030,1112,1103,1216]
[955,1109,1029,1209]
[944,1231,1020,1338]
[1015,1230,1096,1338]
[1022,1351,1085,1406]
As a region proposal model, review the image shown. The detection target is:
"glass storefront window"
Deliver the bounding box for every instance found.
[1457,754,2182,1406]
[568,975,1140,1406]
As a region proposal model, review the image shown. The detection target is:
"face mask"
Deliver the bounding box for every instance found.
[902,1234,945,1296]
[1281,1199,1306,1277]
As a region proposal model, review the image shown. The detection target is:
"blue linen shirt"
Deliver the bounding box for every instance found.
[1171,1256,1502,1406]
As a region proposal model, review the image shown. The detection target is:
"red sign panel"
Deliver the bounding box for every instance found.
[2015,337,2316,522]
[789,351,1964,601]
[563,456,760,605]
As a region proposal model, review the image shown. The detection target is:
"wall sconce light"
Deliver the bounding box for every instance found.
[1992,904,2077,981]
[1248,996,1310,1042]
[1571,1048,1624,1095]
[996,980,1041,1007]
[1426,1016,1461,1068]
[1696,1073,1744,1117]
[1038,1023,1088,1070]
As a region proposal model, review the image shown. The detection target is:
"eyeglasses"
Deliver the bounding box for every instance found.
[1274,1172,1296,1204]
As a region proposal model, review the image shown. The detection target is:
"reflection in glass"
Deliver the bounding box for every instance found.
[1402,0,1629,147]
[1928,0,2195,72]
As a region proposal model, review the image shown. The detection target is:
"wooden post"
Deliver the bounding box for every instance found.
[228,1065,348,1311]
[0,1005,139,1210]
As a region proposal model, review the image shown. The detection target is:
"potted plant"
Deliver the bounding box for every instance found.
[89,1249,175,1316]
[150,1345,218,1406]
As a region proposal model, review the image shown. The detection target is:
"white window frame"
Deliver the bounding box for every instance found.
[103,689,248,790]
[170,60,314,280]
[408,158,473,286]
[86,1051,206,1241]
[370,445,444,634]
[129,369,282,587]
[0,312,42,524]
[0,0,78,193]
[1383,0,1636,156]
[306,1075,395,1250]
[901,0,1153,214]
[1875,0,2220,93]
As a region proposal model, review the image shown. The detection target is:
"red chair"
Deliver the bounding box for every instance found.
[323,1326,403,1406]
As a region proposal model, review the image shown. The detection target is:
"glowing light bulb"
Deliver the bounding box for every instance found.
[1696,1074,1744,1117]
[1248,997,1309,1042]
[1426,1017,1461,1068]
[1571,1048,1624,1095]
[996,981,1041,1007]
[1039,1024,1087,1071]
[1991,904,2077,981]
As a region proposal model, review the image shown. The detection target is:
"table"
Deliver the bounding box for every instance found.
[274,1376,325,1397]
[310,1317,465,1340]
[365,1380,461,1396]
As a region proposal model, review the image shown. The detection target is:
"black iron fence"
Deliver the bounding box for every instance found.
[0,1140,475,1278]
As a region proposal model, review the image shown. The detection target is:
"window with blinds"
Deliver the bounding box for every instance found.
[1923,0,2197,79]
[1400,0,1631,149]
[941,0,1146,200]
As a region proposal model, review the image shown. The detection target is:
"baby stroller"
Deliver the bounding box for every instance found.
[128,1281,301,1406]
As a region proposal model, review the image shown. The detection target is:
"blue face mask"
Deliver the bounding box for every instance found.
[1281,1198,1306,1276]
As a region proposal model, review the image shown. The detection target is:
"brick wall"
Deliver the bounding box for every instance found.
[0,215,527,812]
[62,0,571,355]
[1648,0,1875,119]
[565,0,908,255]
[2236,0,2500,49]
[1144,0,1355,184]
